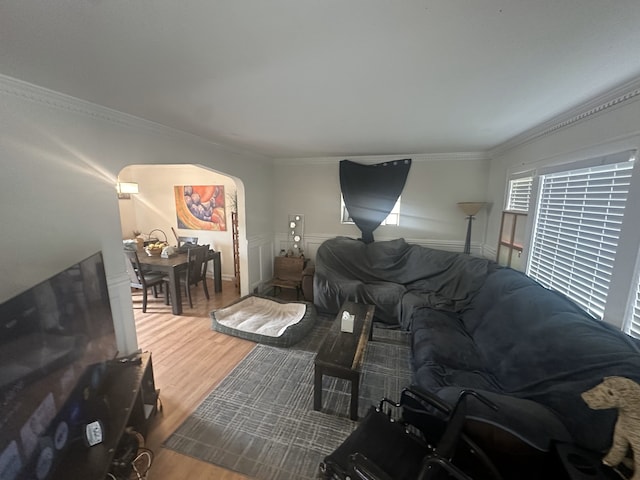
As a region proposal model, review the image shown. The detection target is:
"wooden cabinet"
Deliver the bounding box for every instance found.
[497,211,527,270]
[51,352,159,480]
[126,353,160,438]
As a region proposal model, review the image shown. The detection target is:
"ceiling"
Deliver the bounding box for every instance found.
[2,1,640,159]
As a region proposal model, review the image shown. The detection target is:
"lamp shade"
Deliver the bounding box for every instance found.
[117,182,139,194]
[457,202,486,216]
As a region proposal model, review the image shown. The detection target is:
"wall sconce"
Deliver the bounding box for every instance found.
[116,182,139,200]
[457,202,486,254]
[288,214,304,256]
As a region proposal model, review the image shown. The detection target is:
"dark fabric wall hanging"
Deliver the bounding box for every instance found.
[340,159,412,243]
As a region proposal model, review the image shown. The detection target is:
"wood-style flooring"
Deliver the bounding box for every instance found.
[132,279,258,479]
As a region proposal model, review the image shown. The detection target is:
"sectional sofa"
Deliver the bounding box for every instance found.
[304,236,640,454]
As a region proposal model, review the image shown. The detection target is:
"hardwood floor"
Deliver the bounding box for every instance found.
[131,279,255,479]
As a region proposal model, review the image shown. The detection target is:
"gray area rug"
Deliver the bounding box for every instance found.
[164,316,411,479]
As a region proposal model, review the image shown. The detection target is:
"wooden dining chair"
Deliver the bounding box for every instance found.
[124,250,167,312]
[165,245,210,309]
[178,236,198,247]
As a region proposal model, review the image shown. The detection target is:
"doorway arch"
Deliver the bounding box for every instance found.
[117,163,247,294]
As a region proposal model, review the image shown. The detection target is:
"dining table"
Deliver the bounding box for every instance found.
[137,249,222,315]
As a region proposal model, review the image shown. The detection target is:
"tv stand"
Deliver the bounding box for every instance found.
[51,352,159,480]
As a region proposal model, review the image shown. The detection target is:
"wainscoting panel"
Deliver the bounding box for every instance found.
[274,233,491,262]
[261,234,496,295]
[247,233,274,294]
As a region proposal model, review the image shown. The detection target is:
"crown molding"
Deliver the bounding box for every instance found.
[0,74,168,132]
[6,72,638,164]
[0,74,272,161]
[491,76,640,157]
[273,151,489,166]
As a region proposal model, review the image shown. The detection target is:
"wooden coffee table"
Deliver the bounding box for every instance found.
[313,301,375,420]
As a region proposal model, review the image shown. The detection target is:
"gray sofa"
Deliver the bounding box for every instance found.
[308,236,640,453]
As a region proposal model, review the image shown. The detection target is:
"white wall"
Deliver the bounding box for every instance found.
[0,75,274,354]
[118,164,238,280]
[487,95,640,328]
[6,70,639,350]
[272,154,492,260]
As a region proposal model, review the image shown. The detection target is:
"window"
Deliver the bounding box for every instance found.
[624,248,640,339]
[506,176,533,212]
[340,196,401,226]
[527,156,635,319]
[628,277,640,339]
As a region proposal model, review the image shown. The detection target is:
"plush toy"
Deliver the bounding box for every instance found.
[582,376,640,480]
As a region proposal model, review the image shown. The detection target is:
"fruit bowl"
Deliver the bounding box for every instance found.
[144,243,167,256]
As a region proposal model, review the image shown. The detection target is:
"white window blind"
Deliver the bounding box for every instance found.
[507,176,533,212]
[629,279,640,339]
[527,159,635,319]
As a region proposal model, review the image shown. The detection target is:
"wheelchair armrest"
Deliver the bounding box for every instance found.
[456,389,499,412]
[349,453,394,480]
[420,456,475,480]
[403,386,452,414]
[405,385,499,415]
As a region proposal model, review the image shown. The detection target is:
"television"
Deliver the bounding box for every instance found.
[0,252,118,480]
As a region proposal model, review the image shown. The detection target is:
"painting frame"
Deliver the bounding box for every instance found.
[175,185,227,231]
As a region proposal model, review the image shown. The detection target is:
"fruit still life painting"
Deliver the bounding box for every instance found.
[175,185,227,231]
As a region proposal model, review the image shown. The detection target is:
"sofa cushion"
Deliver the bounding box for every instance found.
[313,274,407,324]
[411,307,485,372]
[462,268,640,451]
[410,302,572,451]
[412,362,573,451]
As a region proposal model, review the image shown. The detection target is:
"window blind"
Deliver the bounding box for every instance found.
[507,176,533,212]
[527,159,634,319]
[629,279,640,339]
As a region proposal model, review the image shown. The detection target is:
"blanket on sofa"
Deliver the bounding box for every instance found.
[412,267,640,452]
[313,237,494,324]
[312,237,640,452]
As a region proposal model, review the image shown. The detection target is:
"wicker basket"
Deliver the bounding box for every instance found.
[144,246,164,256]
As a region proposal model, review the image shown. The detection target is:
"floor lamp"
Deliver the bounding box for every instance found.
[457,202,486,254]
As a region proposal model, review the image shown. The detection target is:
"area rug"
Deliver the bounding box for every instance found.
[164,318,411,479]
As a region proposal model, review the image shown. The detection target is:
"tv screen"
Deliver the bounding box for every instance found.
[0,252,118,480]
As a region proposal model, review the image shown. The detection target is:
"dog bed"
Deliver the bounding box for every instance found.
[210,295,317,347]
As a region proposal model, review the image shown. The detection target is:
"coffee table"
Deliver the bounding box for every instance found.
[313,301,375,420]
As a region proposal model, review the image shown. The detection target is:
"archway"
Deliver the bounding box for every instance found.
[117,163,247,295]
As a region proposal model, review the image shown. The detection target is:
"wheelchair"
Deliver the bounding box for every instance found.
[319,386,504,480]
